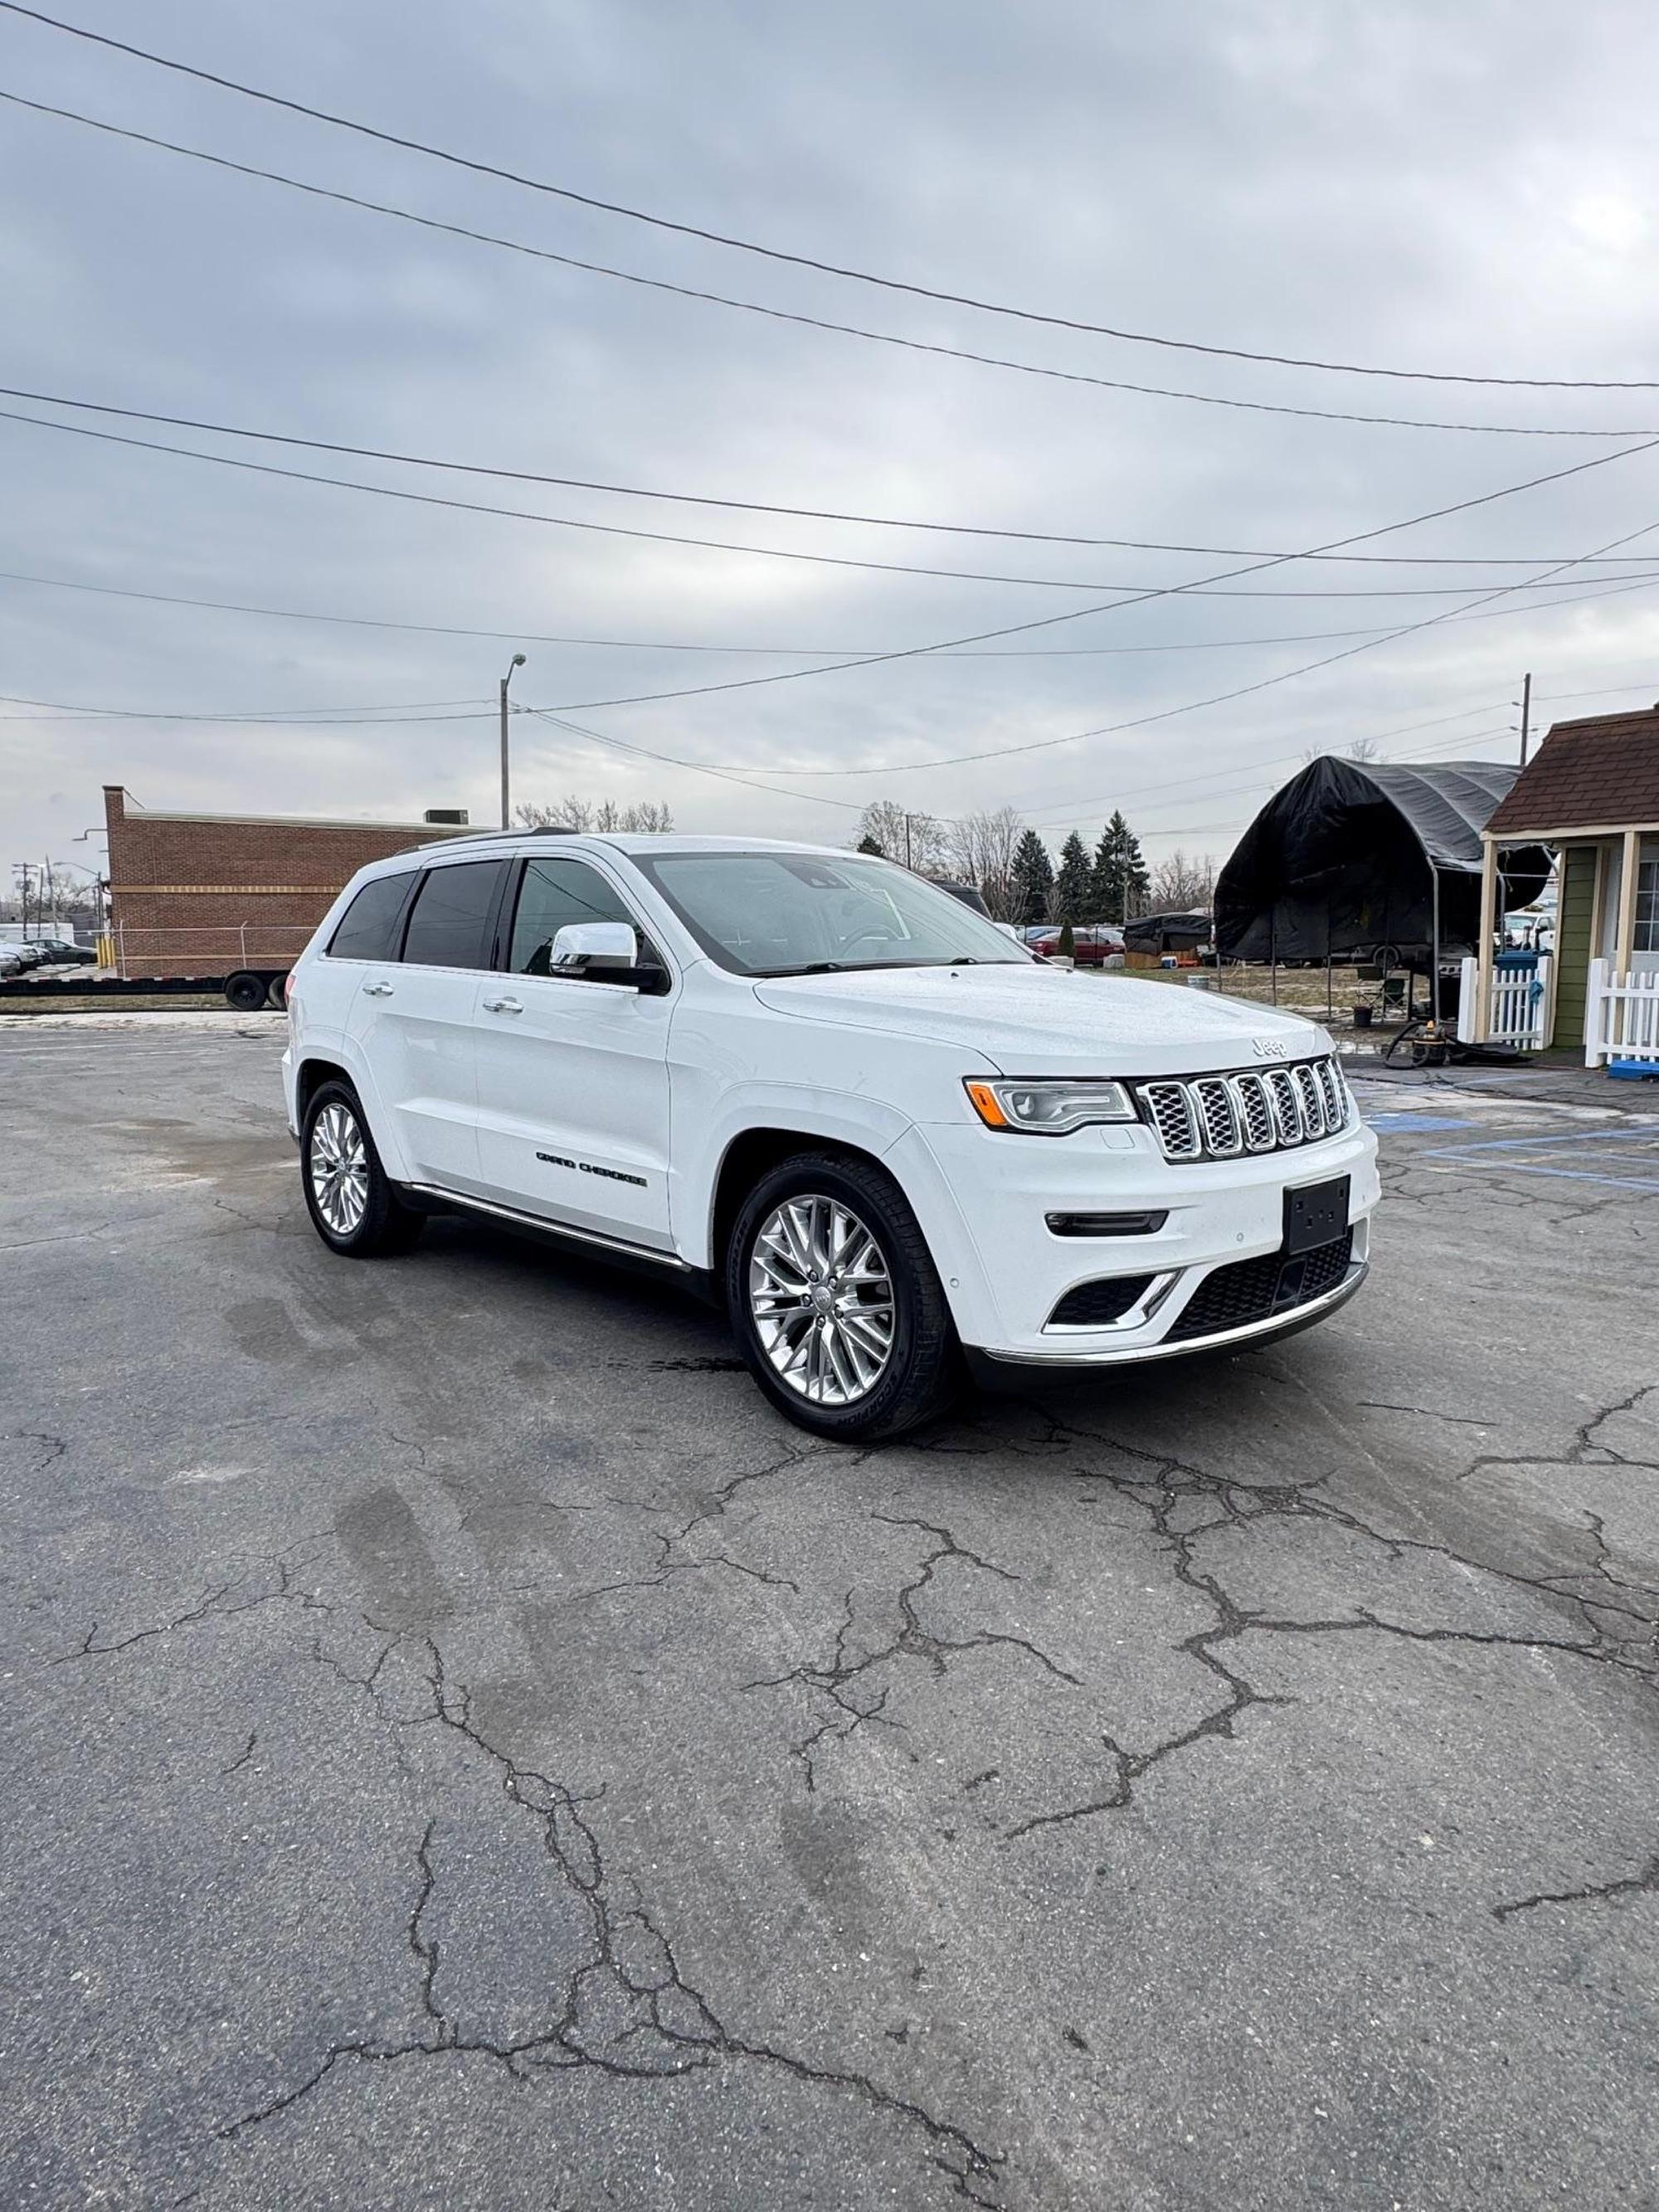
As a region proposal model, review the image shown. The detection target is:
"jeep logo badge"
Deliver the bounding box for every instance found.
[1252,1038,1289,1060]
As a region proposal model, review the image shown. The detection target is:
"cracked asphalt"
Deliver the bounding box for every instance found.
[2,1023,1657,2210]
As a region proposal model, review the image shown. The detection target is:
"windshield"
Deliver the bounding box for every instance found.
[633,851,1030,977]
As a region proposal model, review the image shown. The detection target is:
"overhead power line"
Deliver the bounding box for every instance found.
[3,562,1655,663]
[12,383,1659,567]
[0,94,1651,447]
[0,688,494,725]
[563,500,1659,788]
[7,408,1654,736]
[518,704,864,814]
[4,3,1657,393]
[12,402,1659,610]
[1000,514,1659,816]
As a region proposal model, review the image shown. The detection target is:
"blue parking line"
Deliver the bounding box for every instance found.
[1443,1162,1659,1194]
[1365,1112,1473,1131]
[1421,1124,1659,1154]
[1417,1121,1659,1193]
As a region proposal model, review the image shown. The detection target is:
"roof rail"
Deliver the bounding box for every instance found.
[416,824,580,849]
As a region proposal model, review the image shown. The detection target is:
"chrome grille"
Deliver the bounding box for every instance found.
[1317,1058,1345,1129]
[1135,1056,1348,1163]
[1265,1067,1301,1145]
[1141,1081,1201,1159]
[1293,1062,1326,1140]
[1230,1072,1277,1152]
[1192,1077,1241,1155]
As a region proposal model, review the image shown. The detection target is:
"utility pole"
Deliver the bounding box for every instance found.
[1518,670,1532,767]
[499,652,528,829]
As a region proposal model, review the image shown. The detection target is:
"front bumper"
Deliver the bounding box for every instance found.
[888,1112,1379,1364]
[969,1254,1368,1370]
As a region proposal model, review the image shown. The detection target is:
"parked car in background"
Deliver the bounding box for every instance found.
[283,833,1378,1442]
[30,936,96,966]
[1029,924,1126,966]
[927,878,991,916]
[0,946,23,978]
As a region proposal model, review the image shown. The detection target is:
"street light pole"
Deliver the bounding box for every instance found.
[500,652,528,829]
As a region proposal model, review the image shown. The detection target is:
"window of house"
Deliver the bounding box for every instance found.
[400,860,508,970]
[1636,857,1659,953]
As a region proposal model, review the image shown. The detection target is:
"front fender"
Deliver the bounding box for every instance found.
[670,1081,915,1271]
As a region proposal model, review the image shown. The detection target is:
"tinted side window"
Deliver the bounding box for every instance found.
[401,861,508,970]
[508,858,643,975]
[328,873,413,962]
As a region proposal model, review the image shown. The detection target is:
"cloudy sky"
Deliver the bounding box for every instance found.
[3,0,1659,886]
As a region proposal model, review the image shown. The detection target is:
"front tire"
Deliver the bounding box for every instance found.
[726,1151,959,1442]
[300,1080,422,1257]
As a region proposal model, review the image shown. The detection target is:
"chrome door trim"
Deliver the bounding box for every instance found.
[402,1182,689,1269]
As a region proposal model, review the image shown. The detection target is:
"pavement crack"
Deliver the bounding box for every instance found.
[1495,1847,1659,1922]
[220,1730,257,1777]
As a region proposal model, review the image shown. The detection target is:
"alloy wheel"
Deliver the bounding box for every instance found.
[309,1101,369,1237]
[748,1194,896,1405]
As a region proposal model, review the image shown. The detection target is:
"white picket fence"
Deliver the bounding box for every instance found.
[1585,959,1659,1066]
[1457,955,1551,1050]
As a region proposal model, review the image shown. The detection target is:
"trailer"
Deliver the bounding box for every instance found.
[104,922,312,1009]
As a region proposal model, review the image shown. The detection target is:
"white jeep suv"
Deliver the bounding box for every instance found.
[282,833,1379,1440]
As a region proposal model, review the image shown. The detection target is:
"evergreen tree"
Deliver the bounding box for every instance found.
[1053,831,1092,924]
[1009,829,1055,924]
[856,833,884,856]
[1090,810,1151,922]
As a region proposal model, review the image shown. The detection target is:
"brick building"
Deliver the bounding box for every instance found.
[103,785,470,980]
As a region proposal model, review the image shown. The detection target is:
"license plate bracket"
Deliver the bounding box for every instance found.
[1284,1175,1350,1256]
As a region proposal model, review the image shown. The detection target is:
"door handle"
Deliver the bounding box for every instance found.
[363,981,395,997]
[482,995,523,1014]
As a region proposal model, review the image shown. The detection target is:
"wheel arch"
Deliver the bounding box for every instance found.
[709,1126,890,1284]
[294,1054,355,1125]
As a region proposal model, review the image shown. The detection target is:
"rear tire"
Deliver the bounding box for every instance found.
[225,971,267,1011]
[726,1150,959,1442]
[300,1079,422,1257]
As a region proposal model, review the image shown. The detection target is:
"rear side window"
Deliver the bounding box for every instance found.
[401,860,508,970]
[328,873,413,962]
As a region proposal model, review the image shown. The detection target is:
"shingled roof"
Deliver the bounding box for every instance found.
[1485,704,1659,837]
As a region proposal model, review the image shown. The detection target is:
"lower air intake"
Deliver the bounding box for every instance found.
[1166,1230,1354,1342]
[1047,1275,1156,1328]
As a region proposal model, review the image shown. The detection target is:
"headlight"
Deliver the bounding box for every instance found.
[963,1077,1137,1135]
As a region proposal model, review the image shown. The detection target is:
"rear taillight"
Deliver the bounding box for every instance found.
[282,970,297,1009]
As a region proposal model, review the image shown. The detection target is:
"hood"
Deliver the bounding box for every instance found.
[751,964,1328,1077]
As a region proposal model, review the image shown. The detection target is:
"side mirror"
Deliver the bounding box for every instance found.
[548,921,666,993]
[552,921,637,969]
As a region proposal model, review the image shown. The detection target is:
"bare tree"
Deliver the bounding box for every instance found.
[854,800,950,873]
[946,806,1025,919]
[516,797,674,833]
[1149,849,1218,911]
[1301,736,1381,766]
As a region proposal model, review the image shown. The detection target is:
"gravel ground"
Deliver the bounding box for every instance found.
[2,1028,1656,2211]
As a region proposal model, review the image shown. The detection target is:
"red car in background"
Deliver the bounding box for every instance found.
[1029,924,1126,966]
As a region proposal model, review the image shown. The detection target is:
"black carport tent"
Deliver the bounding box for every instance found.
[1215,757,1552,1014]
